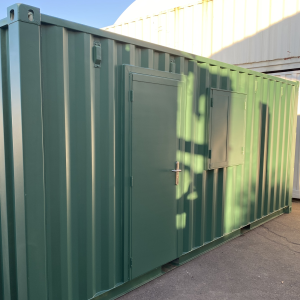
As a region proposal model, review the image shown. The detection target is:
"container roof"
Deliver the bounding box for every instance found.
[114,0,192,24]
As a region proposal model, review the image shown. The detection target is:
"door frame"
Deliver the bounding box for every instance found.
[122,65,186,281]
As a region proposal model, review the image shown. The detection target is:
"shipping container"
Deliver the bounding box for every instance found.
[0,4,298,300]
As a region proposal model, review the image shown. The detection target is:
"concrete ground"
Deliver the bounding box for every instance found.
[119,201,300,300]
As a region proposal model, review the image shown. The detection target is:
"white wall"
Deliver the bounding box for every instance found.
[103,0,300,69]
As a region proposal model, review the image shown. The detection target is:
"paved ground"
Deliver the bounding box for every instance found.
[119,201,300,300]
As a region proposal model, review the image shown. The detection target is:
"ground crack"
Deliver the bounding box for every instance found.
[262,225,300,246]
[255,230,300,254]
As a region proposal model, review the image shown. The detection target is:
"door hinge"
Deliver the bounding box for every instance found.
[93,41,101,68]
[129,90,134,102]
[130,176,133,187]
[208,149,212,159]
[129,258,133,268]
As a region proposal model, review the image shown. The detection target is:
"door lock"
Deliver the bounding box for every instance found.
[171,161,182,185]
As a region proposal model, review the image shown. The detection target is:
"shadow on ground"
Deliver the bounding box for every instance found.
[119,201,300,300]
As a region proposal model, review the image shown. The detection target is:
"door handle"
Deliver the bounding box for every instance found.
[171,161,181,185]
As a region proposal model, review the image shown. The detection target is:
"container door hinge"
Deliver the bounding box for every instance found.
[93,41,101,68]
[129,91,134,102]
[129,258,133,268]
[130,176,133,187]
[208,150,211,159]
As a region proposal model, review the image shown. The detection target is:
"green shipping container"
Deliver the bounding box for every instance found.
[0,4,298,300]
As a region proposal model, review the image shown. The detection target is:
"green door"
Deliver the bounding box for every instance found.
[129,72,184,279]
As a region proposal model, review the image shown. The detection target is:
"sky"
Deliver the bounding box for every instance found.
[0,0,135,28]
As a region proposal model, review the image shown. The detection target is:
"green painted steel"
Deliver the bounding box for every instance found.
[0,4,299,300]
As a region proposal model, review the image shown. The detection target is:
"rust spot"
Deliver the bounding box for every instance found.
[284,56,300,60]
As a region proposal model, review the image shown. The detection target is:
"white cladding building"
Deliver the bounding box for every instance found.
[103,0,300,198]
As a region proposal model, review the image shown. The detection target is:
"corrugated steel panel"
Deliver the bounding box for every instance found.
[273,71,300,199]
[103,0,300,66]
[0,4,298,300]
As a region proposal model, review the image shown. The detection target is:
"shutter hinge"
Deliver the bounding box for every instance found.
[129,258,133,268]
[93,41,101,68]
[129,91,134,102]
[130,176,133,187]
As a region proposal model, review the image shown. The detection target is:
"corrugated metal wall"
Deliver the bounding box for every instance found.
[0,7,298,300]
[272,71,300,199]
[103,0,300,65]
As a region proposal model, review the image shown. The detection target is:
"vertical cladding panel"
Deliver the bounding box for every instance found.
[249,77,261,222]
[242,75,254,225]
[206,65,219,240]
[191,62,210,248]
[8,20,47,300]
[237,72,247,228]
[96,39,118,289]
[283,85,293,206]
[257,79,270,219]
[0,27,10,300]
[67,30,93,300]
[265,80,275,215]
[183,60,197,252]
[183,6,193,53]
[280,84,290,207]
[290,84,298,205]
[0,26,17,300]
[42,25,70,300]
[202,0,212,58]
[272,82,282,212]
[193,4,202,56]
[281,84,291,206]
[178,8,184,51]
[42,27,122,300]
[276,83,286,210]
